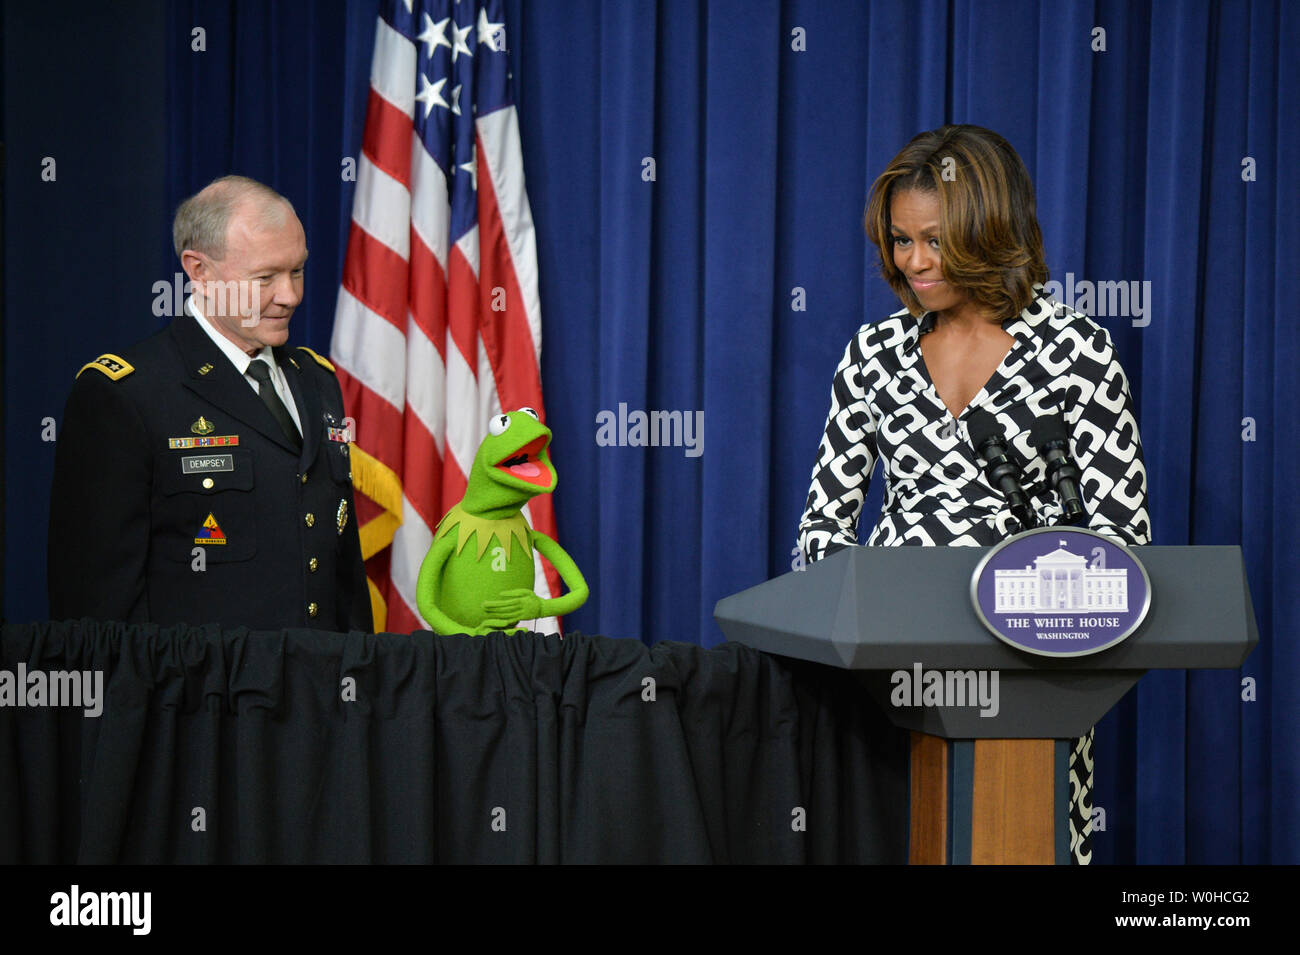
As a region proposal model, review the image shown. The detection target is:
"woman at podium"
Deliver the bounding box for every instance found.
[796,124,1151,863]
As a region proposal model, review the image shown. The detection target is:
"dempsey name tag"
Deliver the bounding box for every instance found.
[182,454,234,474]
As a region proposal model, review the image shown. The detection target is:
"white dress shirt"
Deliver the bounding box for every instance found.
[187,295,302,435]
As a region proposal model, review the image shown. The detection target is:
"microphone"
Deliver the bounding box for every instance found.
[1030,414,1086,525]
[967,409,1037,532]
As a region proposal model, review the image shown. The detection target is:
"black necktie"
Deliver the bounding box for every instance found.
[246,360,302,451]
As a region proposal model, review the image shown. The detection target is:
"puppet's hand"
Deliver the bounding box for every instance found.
[482,589,542,623]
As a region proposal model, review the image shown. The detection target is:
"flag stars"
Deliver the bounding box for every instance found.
[452,21,474,61]
[477,8,505,51]
[450,83,463,115]
[415,74,449,119]
[454,156,477,191]
[417,14,451,58]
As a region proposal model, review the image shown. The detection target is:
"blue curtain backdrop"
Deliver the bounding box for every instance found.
[3,0,1295,864]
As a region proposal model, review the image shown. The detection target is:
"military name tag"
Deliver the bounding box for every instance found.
[182,454,234,474]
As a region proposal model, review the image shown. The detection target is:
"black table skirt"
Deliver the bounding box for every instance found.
[0,621,908,863]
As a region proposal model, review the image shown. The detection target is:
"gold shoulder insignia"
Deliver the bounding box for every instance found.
[77,354,135,381]
[297,347,335,372]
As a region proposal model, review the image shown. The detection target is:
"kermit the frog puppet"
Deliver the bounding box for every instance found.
[416,408,588,635]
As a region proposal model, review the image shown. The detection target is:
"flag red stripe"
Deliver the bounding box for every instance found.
[440,450,467,519]
[408,230,447,357]
[354,492,382,530]
[475,138,546,425]
[337,364,404,473]
[386,593,424,635]
[445,247,481,376]
[342,223,409,333]
[400,412,443,532]
[361,87,412,188]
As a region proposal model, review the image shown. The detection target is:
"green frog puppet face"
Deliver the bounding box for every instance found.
[464,408,556,515]
[417,406,588,635]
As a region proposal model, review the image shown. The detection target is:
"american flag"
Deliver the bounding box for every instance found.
[330,0,560,633]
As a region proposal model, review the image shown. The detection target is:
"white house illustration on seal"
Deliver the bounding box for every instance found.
[993,540,1129,612]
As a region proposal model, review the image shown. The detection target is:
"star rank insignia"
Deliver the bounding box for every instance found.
[191,415,215,435]
[76,354,135,381]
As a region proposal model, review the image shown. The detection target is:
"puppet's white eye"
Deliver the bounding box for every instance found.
[488,414,510,436]
[516,407,539,420]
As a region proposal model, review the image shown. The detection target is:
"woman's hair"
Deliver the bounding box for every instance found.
[863,125,1048,321]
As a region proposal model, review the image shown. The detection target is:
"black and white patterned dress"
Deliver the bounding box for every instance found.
[797,285,1151,864]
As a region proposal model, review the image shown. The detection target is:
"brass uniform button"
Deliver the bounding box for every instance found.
[307,602,318,618]
[300,473,308,485]
[308,558,319,572]
[202,478,214,489]
[305,513,315,527]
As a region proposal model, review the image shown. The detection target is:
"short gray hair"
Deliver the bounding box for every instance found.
[172,175,295,260]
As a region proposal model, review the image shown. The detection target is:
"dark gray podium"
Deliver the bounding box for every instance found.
[714,544,1258,864]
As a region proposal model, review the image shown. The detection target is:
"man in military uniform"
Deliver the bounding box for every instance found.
[48,175,373,633]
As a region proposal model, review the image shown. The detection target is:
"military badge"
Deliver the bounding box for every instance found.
[195,512,227,545]
[191,416,215,435]
[169,435,240,449]
[76,354,134,381]
[337,499,348,535]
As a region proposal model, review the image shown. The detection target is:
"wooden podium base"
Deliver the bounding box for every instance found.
[909,732,1068,865]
